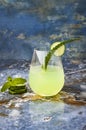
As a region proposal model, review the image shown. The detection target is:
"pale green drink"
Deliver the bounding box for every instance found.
[29,65,64,96]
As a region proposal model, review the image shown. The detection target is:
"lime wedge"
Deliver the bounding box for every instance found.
[51,42,65,56]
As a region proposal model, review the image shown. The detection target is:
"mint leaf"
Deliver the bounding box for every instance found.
[0,77,27,93]
[7,76,12,82]
[1,82,10,92]
[11,78,26,86]
[44,38,81,70]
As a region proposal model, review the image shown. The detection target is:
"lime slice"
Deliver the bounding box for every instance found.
[9,84,26,91]
[9,88,27,94]
[51,42,65,56]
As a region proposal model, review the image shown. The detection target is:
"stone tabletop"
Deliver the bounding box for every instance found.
[0,60,86,130]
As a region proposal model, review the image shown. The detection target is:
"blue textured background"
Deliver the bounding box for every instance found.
[0,0,86,61]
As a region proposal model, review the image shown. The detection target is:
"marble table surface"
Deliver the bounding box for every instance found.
[0,60,86,130]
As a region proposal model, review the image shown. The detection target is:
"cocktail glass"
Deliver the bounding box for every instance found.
[29,49,64,96]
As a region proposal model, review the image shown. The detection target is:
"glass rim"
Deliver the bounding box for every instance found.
[34,49,61,58]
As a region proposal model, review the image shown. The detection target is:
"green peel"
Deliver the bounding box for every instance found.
[44,38,81,70]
